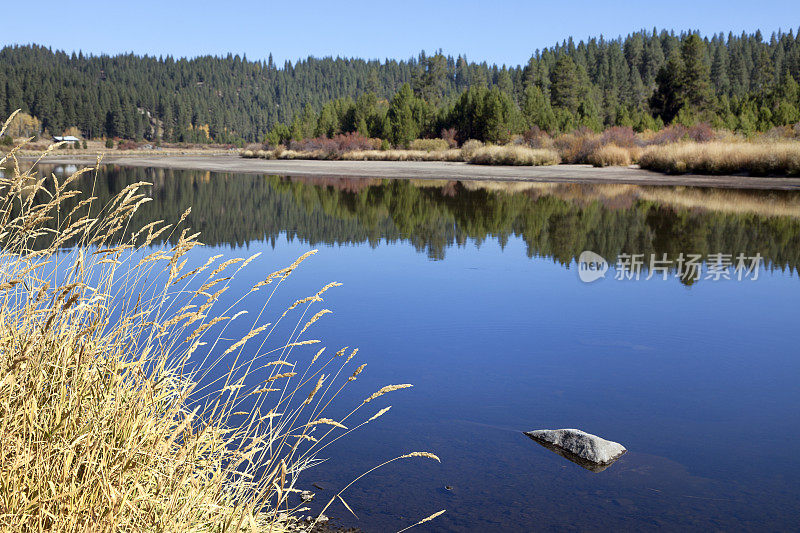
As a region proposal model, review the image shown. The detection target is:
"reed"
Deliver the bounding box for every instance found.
[466,145,560,166]
[341,149,463,162]
[0,112,442,531]
[408,138,451,152]
[240,141,559,165]
[638,141,800,176]
[586,145,633,167]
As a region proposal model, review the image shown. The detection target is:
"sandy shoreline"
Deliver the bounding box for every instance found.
[26,154,800,190]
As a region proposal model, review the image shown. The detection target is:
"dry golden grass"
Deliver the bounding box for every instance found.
[0,112,442,531]
[586,145,633,167]
[6,137,235,158]
[278,149,329,160]
[241,149,263,158]
[341,149,462,162]
[243,147,463,162]
[638,141,800,176]
[408,138,451,152]
[458,139,485,160]
[242,141,557,166]
[466,145,560,166]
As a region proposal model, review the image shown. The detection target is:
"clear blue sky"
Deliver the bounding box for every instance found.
[4,1,799,66]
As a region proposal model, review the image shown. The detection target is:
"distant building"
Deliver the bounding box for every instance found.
[53,135,81,144]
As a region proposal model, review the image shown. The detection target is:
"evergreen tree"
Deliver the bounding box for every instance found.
[711,44,731,95]
[650,50,685,123]
[413,52,448,106]
[387,83,424,147]
[482,87,522,143]
[497,68,514,96]
[315,103,339,138]
[550,56,582,113]
[752,47,775,95]
[522,85,556,131]
[680,34,714,114]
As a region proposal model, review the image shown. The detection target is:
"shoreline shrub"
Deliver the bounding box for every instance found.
[587,145,633,167]
[467,145,560,166]
[639,141,800,175]
[409,138,450,152]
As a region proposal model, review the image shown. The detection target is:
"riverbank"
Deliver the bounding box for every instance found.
[29,154,800,190]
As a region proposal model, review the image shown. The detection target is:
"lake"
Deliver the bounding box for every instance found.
[44,165,800,531]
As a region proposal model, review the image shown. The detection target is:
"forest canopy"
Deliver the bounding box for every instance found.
[2,28,799,144]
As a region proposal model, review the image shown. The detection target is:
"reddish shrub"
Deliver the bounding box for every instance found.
[334,132,381,152]
[290,137,334,152]
[289,132,380,157]
[572,126,597,137]
[522,126,551,148]
[440,128,458,148]
[554,130,600,164]
[117,140,139,150]
[765,126,793,139]
[649,124,688,145]
[687,122,715,143]
[600,126,639,148]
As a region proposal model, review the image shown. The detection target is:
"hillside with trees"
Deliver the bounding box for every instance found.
[2,28,799,144]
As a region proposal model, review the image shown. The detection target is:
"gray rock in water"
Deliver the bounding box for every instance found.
[525,428,626,472]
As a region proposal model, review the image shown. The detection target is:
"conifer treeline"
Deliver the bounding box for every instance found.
[2,28,799,143]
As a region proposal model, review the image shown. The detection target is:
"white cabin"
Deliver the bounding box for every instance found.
[53,135,81,144]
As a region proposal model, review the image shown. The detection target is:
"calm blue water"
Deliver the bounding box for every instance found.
[46,166,800,531]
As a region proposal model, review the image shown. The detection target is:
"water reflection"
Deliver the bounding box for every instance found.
[32,165,800,281]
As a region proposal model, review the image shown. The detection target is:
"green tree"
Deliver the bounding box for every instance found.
[496,68,514,96]
[752,47,775,96]
[711,44,731,95]
[578,98,602,131]
[650,50,685,123]
[413,52,448,106]
[315,103,339,138]
[522,85,556,132]
[481,87,521,143]
[387,83,425,147]
[296,104,318,139]
[265,123,291,146]
[680,34,714,114]
[550,56,582,113]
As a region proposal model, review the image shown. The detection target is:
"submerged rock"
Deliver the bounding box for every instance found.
[524,428,626,472]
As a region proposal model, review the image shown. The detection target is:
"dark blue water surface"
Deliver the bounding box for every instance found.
[47,166,800,531]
